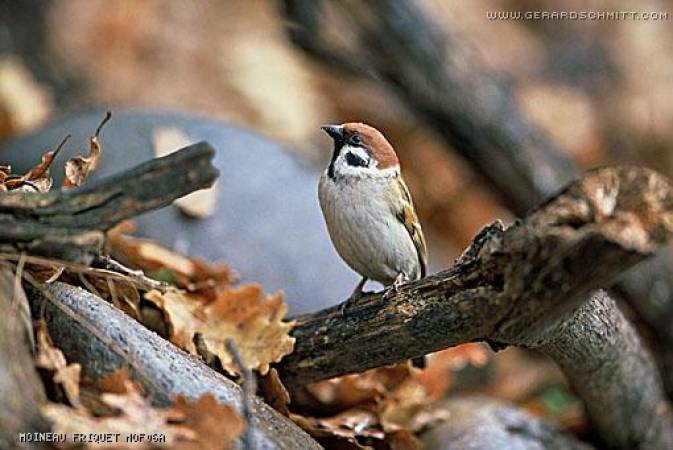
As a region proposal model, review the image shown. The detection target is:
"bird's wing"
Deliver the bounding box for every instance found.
[394,177,428,278]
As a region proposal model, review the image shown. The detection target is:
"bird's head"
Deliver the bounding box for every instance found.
[321,122,399,179]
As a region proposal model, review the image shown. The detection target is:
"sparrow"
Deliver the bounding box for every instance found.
[319,122,428,312]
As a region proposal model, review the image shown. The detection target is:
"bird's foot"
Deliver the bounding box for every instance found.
[339,291,361,316]
[340,278,368,316]
[382,274,405,302]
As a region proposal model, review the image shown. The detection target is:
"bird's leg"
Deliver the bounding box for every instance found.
[382,273,405,302]
[340,277,368,315]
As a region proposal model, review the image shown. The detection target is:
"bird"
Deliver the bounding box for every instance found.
[318,122,428,313]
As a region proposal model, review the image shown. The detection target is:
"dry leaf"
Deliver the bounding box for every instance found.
[152,126,218,218]
[63,111,111,188]
[146,286,295,376]
[2,134,70,193]
[291,410,382,449]
[171,395,245,450]
[92,368,143,395]
[414,343,489,400]
[258,368,291,416]
[386,429,422,450]
[303,364,412,411]
[43,381,193,449]
[378,381,429,433]
[34,322,82,408]
[44,373,243,450]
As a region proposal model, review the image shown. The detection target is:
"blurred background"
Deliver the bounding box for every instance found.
[1,0,672,441]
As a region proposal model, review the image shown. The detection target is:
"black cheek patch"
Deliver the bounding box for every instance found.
[345,151,369,168]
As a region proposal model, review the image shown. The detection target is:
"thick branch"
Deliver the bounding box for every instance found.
[281,0,673,394]
[0,142,218,262]
[538,291,673,449]
[277,166,673,449]
[27,282,321,450]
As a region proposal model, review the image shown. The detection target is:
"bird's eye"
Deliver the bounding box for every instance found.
[350,135,363,146]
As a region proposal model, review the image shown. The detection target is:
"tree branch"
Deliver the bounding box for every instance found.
[277,166,673,449]
[0,142,218,263]
[280,0,673,395]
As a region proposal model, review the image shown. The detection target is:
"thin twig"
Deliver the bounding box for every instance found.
[226,339,256,450]
[0,252,167,292]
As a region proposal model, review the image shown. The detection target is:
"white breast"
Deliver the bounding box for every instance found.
[318,171,421,285]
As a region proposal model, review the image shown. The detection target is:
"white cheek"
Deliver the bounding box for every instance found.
[342,145,375,166]
[333,145,378,178]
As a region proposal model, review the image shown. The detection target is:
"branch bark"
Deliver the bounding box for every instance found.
[280,0,673,395]
[0,142,218,263]
[277,166,673,449]
[27,282,321,450]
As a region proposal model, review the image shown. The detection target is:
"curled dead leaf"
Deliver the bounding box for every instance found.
[63,111,111,188]
[2,134,70,193]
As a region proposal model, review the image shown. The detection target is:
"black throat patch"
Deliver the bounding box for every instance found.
[327,142,341,180]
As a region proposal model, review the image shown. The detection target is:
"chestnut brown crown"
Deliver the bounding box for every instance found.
[341,123,399,169]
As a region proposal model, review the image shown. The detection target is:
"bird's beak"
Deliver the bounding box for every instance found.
[321,124,344,141]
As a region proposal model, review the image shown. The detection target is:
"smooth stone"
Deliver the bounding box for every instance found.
[0,109,358,314]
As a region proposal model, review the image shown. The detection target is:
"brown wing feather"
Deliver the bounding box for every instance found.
[395,177,428,278]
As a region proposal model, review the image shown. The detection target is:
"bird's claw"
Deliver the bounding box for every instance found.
[339,291,361,316]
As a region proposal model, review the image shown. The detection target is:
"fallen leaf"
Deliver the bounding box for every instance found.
[377,380,428,433]
[291,410,382,449]
[145,286,295,376]
[258,368,291,416]
[152,126,218,218]
[44,376,243,450]
[414,343,489,400]
[91,368,143,395]
[43,381,192,449]
[303,364,412,412]
[34,322,82,408]
[2,134,70,193]
[171,395,245,450]
[63,111,111,188]
[386,430,422,450]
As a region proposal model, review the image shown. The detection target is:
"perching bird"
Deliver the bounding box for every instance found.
[318,122,428,312]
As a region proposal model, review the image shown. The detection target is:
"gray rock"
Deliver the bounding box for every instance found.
[0,109,358,314]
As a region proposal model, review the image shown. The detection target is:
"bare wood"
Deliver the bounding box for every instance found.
[540,291,673,449]
[0,142,218,263]
[277,166,673,449]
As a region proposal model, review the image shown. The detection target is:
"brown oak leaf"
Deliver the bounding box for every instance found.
[145,285,295,376]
